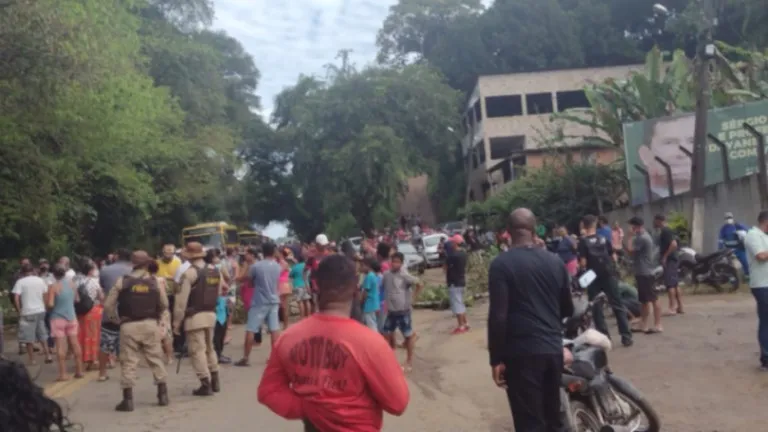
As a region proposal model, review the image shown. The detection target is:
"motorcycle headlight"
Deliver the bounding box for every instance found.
[571,360,597,380]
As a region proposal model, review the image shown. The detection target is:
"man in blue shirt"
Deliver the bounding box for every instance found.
[719,211,750,278]
[597,215,613,243]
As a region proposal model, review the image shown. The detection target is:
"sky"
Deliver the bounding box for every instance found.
[213,0,397,239]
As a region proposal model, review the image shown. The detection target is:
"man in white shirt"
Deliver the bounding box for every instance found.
[744,210,768,370]
[12,263,53,364]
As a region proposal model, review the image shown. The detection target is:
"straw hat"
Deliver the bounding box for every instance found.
[183,242,206,260]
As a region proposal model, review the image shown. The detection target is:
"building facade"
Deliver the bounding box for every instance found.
[463,64,643,201]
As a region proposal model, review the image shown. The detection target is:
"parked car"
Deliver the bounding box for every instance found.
[396,242,426,275]
[347,236,362,253]
[421,233,448,267]
[441,221,466,236]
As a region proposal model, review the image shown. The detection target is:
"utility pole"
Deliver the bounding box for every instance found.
[689,1,716,253]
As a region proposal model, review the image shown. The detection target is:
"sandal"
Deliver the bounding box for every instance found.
[74,373,84,379]
[401,364,413,373]
[98,375,109,382]
[645,328,663,334]
[234,358,250,367]
[44,357,53,364]
[631,327,646,333]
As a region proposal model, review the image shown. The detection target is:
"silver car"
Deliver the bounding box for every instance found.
[396,242,426,275]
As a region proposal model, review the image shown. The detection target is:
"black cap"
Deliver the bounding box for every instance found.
[628,216,644,227]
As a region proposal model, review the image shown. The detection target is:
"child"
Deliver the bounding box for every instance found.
[360,258,381,331]
[213,285,231,364]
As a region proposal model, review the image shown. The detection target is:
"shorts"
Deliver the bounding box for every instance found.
[448,286,466,315]
[382,311,413,337]
[18,312,48,344]
[363,312,378,331]
[50,318,79,338]
[663,260,679,289]
[100,324,120,355]
[635,275,657,304]
[294,288,311,302]
[247,304,280,333]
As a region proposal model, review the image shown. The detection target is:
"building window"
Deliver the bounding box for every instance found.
[525,92,553,114]
[582,150,597,165]
[473,100,482,123]
[489,136,525,160]
[478,145,486,163]
[511,156,526,180]
[556,90,590,111]
[481,181,491,198]
[484,95,523,118]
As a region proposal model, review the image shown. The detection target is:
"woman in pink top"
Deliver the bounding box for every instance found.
[278,248,294,327]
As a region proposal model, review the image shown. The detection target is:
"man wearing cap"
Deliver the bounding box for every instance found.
[308,234,333,312]
[103,251,169,412]
[444,234,470,334]
[720,212,750,279]
[173,242,221,396]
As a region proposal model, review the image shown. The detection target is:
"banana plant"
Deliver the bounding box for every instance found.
[545,46,695,152]
[713,41,768,103]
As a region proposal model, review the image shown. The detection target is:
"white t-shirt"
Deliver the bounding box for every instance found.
[174,261,192,284]
[12,275,49,316]
[745,227,768,289]
[65,268,76,279]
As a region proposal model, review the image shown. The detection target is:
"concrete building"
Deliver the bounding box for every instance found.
[462,64,644,201]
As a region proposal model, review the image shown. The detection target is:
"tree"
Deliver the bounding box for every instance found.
[265,61,462,240]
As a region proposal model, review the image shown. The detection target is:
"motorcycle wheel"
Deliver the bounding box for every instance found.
[608,375,661,432]
[712,263,740,293]
[569,400,602,432]
[677,261,694,287]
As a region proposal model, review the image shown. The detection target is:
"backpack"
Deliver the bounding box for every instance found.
[580,234,615,277]
[74,279,95,315]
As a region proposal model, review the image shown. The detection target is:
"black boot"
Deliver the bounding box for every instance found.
[157,382,169,406]
[115,388,134,412]
[210,371,221,393]
[192,378,213,396]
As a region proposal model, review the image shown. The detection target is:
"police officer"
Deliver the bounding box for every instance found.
[103,250,169,412]
[173,242,221,396]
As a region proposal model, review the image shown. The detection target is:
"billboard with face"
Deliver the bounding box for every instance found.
[624,100,768,204]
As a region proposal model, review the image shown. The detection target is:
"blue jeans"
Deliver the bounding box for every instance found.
[752,288,768,366]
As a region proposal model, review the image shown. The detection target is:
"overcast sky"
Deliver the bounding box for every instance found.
[213,0,396,239]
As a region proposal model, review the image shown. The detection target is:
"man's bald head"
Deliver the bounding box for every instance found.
[508,208,537,232]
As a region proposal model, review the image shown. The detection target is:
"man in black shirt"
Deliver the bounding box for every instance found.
[445,235,469,334]
[578,215,633,347]
[488,208,574,432]
[654,214,684,314]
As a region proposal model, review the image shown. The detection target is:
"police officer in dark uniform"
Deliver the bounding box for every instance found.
[577,215,633,347]
[103,250,170,412]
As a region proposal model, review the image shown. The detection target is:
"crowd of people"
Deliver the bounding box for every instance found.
[6,208,766,431]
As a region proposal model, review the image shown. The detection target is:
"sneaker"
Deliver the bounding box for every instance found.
[218,355,232,365]
[621,337,633,347]
[450,327,467,335]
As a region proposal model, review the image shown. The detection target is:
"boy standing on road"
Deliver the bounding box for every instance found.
[381,252,423,372]
[360,258,381,331]
[627,217,663,334]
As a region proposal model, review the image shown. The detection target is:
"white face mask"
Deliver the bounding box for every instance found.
[726,218,735,225]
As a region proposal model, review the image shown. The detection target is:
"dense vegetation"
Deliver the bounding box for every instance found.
[2,0,767,277]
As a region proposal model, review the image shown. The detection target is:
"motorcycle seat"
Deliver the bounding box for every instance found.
[695,250,724,263]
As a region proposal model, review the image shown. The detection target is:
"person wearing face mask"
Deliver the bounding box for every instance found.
[744,210,768,370]
[719,212,750,279]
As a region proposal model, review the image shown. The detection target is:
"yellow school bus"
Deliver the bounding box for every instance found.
[181,222,239,251]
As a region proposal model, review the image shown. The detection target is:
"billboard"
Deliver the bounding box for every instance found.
[623,100,768,204]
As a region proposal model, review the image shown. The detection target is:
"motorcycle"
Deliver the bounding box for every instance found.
[677,247,740,293]
[562,333,660,432]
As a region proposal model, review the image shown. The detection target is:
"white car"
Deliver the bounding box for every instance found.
[396,242,426,274]
[348,236,362,253]
[421,233,448,267]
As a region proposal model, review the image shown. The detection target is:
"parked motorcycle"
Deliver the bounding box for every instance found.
[562,330,661,432]
[677,247,740,293]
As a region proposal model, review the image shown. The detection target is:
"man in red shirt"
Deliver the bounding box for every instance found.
[258,254,409,431]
